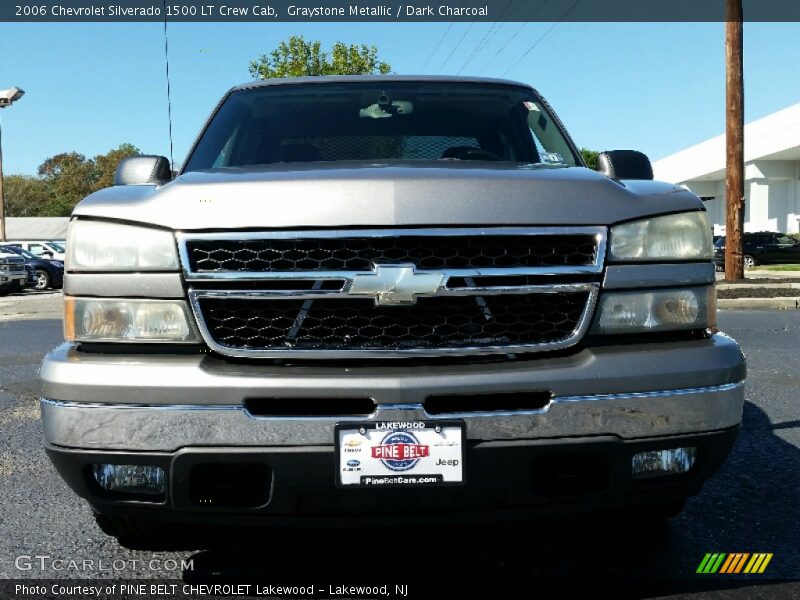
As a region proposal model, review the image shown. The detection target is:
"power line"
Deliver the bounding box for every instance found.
[500,0,582,77]
[419,23,455,73]
[420,0,464,73]
[476,0,550,75]
[455,0,515,75]
[437,22,477,73]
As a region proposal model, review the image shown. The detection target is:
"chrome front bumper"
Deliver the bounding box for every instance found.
[42,382,744,451]
[41,334,746,451]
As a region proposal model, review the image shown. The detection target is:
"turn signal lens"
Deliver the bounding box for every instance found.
[593,286,715,334]
[64,297,199,343]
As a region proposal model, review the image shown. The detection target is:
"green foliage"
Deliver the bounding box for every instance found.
[3,175,52,217]
[580,148,599,170]
[248,35,391,79]
[4,143,141,217]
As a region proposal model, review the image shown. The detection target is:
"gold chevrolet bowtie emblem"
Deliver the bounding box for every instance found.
[348,264,446,306]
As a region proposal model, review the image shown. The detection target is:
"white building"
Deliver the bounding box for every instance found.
[653,103,800,235]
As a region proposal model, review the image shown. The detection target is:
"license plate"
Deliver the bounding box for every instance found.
[335,420,465,487]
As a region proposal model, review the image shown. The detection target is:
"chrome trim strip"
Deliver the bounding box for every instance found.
[188,282,598,301]
[40,399,241,411]
[186,285,599,358]
[554,381,743,403]
[183,265,604,281]
[176,227,608,280]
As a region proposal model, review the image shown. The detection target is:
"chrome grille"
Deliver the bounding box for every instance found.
[0,257,25,273]
[186,234,598,272]
[179,228,606,358]
[199,293,591,352]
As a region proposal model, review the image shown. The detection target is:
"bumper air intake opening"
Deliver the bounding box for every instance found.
[244,397,376,417]
[189,463,272,508]
[530,452,608,497]
[425,391,552,415]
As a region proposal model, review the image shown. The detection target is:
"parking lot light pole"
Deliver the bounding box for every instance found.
[0,86,26,242]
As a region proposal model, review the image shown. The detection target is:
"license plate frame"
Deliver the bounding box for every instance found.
[334,420,466,488]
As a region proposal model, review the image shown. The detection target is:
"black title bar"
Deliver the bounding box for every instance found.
[3,0,800,22]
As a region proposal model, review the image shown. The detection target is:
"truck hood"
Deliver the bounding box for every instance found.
[73,162,701,230]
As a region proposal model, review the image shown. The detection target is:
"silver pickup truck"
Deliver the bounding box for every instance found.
[40,76,745,544]
[0,251,27,295]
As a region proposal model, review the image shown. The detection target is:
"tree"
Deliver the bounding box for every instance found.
[37,152,96,212]
[580,148,599,170]
[249,35,391,79]
[6,143,141,217]
[3,175,51,217]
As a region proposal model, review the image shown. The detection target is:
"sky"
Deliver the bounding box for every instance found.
[1,20,799,175]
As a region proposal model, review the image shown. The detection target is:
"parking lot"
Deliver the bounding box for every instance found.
[0,292,798,598]
[0,289,62,323]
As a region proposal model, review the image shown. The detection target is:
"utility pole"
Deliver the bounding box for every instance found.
[0,120,5,242]
[725,0,745,281]
[0,86,25,242]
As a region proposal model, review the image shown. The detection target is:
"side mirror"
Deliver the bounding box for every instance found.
[596,150,654,180]
[114,155,172,186]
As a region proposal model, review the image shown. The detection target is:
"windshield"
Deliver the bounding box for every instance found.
[48,242,65,253]
[2,246,34,258]
[184,82,579,171]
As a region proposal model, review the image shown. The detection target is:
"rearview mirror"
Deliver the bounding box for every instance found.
[114,155,172,186]
[596,150,654,180]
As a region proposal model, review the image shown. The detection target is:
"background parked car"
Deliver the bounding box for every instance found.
[714,232,800,269]
[0,245,64,290]
[6,240,66,261]
[0,250,27,295]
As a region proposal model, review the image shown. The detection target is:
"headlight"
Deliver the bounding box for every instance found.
[66,220,178,271]
[609,212,713,261]
[64,298,199,343]
[592,286,715,334]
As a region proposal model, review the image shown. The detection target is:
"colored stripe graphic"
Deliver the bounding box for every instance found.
[759,554,774,573]
[696,553,713,573]
[710,553,726,573]
[732,553,750,573]
[700,553,773,574]
[697,553,727,573]
[720,553,749,573]
[719,554,736,574]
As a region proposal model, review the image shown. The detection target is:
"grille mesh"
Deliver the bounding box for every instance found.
[187,235,597,272]
[198,293,589,352]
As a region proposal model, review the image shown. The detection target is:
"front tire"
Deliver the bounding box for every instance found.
[33,269,51,290]
[744,255,756,269]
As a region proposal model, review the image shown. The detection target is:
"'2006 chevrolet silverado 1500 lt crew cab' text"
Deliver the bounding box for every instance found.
[40,76,745,543]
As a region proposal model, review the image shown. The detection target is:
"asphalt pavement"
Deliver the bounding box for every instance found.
[0,298,798,598]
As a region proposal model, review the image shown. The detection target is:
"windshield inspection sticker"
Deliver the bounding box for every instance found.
[541,152,565,164]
